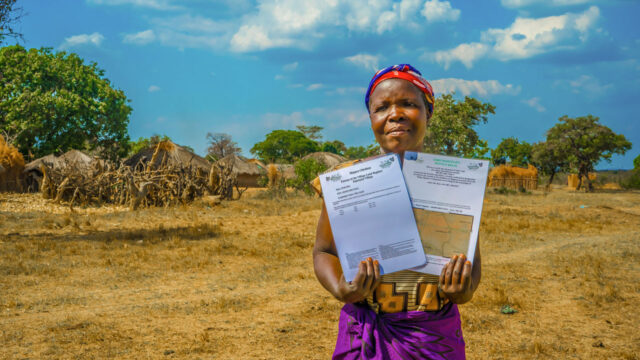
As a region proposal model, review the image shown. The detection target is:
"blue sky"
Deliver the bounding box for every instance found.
[14,0,640,169]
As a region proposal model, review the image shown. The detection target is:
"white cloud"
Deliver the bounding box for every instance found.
[325,86,367,96]
[123,29,156,45]
[523,97,546,112]
[59,32,105,50]
[568,74,613,95]
[274,74,285,80]
[430,6,601,68]
[483,6,600,60]
[307,107,369,127]
[432,43,488,70]
[421,0,460,22]
[261,111,305,129]
[148,85,161,92]
[307,83,324,91]
[430,78,521,97]
[501,0,593,9]
[283,62,298,71]
[87,0,180,10]
[345,53,381,72]
[230,0,461,52]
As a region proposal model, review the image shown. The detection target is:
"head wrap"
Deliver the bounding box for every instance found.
[365,64,435,116]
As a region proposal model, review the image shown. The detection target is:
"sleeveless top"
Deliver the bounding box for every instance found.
[312,158,448,314]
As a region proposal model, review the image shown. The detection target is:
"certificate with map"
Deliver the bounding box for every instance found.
[402,152,489,275]
[319,153,427,282]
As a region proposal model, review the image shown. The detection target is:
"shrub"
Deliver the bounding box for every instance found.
[290,158,327,195]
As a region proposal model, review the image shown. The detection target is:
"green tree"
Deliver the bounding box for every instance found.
[250,129,319,163]
[546,115,631,191]
[127,134,171,156]
[296,125,324,141]
[206,132,241,162]
[0,0,23,44]
[290,158,327,195]
[424,94,495,158]
[344,142,380,160]
[530,140,570,188]
[634,154,640,170]
[321,140,346,155]
[0,45,132,162]
[491,137,532,166]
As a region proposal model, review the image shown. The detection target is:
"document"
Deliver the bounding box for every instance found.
[402,152,489,275]
[319,154,426,282]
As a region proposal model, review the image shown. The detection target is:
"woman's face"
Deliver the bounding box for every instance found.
[368,78,429,156]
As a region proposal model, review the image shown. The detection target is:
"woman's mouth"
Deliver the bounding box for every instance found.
[386,128,410,136]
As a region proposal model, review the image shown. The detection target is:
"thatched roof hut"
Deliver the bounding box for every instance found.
[270,163,296,180]
[23,149,97,192]
[215,154,265,187]
[302,152,347,168]
[124,141,210,172]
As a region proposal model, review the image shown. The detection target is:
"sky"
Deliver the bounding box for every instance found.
[13,0,640,169]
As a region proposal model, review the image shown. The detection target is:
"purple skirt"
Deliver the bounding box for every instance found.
[332,303,465,360]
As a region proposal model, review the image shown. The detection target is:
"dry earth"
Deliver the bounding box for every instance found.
[1,188,639,359]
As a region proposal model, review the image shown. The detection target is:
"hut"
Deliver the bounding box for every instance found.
[215,154,265,187]
[23,149,96,192]
[124,141,211,172]
[488,164,538,190]
[302,152,347,168]
[0,135,25,192]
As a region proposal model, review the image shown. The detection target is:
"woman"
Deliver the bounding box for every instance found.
[313,64,481,360]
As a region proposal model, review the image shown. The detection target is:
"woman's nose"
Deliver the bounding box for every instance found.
[388,105,404,121]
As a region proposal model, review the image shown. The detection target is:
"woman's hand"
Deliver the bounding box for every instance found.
[336,257,381,303]
[439,254,474,304]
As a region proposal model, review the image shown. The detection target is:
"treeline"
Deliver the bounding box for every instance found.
[1,43,637,192]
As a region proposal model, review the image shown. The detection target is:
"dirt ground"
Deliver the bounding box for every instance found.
[1,188,639,359]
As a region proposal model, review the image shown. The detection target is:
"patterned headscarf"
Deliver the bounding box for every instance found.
[365,64,435,116]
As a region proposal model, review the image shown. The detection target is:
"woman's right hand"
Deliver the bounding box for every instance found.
[336,257,381,303]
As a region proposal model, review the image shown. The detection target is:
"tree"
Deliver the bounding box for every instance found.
[250,129,319,163]
[424,94,495,158]
[491,137,532,166]
[530,140,570,188]
[206,132,241,162]
[296,125,323,141]
[344,142,380,160]
[546,115,631,191]
[127,134,171,156]
[634,154,640,170]
[0,0,23,44]
[0,45,132,162]
[321,140,346,155]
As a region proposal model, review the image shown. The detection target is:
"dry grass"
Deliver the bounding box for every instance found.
[1,187,639,359]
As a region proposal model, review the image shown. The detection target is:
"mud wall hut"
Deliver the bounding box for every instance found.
[215,154,265,187]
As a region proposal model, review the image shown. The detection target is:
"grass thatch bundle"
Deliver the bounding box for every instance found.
[567,173,596,189]
[0,135,25,192]
[488,164,538,190]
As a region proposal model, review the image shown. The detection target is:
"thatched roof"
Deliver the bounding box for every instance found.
[302,152,347,168]
[270,163,296,180]
[124,141,211,171]
[24,150,96,174]
[216,154,265,176]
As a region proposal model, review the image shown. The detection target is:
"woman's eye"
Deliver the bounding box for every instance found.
[374,105,387,112]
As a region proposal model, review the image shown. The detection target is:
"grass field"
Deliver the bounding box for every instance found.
[1,188,639,359]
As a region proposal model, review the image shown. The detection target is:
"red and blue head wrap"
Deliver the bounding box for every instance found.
[365,64,435,116]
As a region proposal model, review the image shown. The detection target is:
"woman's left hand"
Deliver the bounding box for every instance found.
[439,254,474,304]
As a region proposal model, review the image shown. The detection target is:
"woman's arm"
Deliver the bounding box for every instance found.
[438,236,482,304]
[314,201,381,303]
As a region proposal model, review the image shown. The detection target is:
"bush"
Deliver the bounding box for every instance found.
[290,158,327,195]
